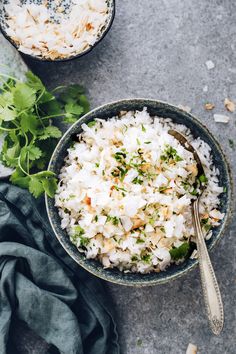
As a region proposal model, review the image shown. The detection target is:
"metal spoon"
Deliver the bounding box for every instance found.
[168,129,224,335]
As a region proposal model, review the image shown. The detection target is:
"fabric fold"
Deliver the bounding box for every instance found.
[0,182,119,354]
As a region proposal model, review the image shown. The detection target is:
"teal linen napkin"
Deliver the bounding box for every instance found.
[0,182,119,354]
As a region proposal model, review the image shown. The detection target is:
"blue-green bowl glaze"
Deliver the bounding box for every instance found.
[46,99,233,286]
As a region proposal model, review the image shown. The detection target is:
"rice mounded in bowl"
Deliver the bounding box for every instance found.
[55,109,225,273]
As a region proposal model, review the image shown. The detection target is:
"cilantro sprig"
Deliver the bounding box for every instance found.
[0,71,90,198]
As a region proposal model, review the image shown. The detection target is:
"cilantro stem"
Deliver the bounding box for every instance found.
[51,85,67,93]
[23,132,28,147]
[0,126,20,132]
[35,88,46,104]
[17,156,30,176]
[0,72,21,82]
[41,113,66,120]
[34,104,45,128]
[27,152,30,174]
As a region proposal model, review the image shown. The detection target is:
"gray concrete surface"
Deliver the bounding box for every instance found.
[1,0,236,353]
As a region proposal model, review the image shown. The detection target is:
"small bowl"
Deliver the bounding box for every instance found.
[0,0,115,62]
[46,99,233,286]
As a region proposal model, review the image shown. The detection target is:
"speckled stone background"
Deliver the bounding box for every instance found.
[1,0,236,353]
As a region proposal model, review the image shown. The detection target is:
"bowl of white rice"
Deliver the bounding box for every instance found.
[0,0,115,61]
[46,99,233,286]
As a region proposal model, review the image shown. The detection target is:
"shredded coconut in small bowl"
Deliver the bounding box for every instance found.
[55,109,225,274]
[2,0,112,60]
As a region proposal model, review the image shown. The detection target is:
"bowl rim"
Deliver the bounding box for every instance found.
[45,98,234,287]
[0,0,115,62]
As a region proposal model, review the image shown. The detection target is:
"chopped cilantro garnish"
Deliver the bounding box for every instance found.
[149,217,155,226]
[131,255,139,262]
[169,242,190,260]
[106,215,119,225]
[136,138,141,145]
[160,145,183,162]
[190,188,199,196]
[71,226,89,248]
[94,215,98,222]
[198,174,208,183]
[136,238,145,244]
[144,141,151,144]
[141,254,151,263]
[79,236,90,247]
[87,120,96,128]
[201,218,209,225]
[74,225,85,235]
[132,177,143,184]
[141,124,146,132]
[201,218,211,232]
[203,224,212,232]
[95,162,99,168]
[113,151,126,161]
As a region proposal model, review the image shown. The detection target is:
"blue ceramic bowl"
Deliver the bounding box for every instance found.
[46,99,233,286]
[0,0,115,62]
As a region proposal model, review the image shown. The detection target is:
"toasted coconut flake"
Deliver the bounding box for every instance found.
[4,0,109,60]
[205,103,215,110]
[178,105,191,113]
[190,249,198,259]
[224,98,235,112]
[213,114,230,123]
[205,60,215,70]
[186,343,197,354]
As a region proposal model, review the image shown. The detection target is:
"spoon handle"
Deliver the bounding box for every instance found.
[192,199,224,335]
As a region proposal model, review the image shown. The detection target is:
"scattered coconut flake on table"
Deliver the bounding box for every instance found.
[186,343,197,354]
[203,85,208,92]
[204,103,215,110]
[224,98,235,112]
[205,60,215,70]
[190,249,198,259]
[178,105,191,113]
[3,0,109,60]
[213,114,230,123]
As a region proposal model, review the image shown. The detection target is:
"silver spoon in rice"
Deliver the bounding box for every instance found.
[168,129,224,335]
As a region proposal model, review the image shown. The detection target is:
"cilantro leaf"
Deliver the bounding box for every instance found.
[0,71,90,198]
[20,113,38,134]
[65,102,84,116]
[63,113,78,124]
[41,177,58,198]
[10,168,31,188]
[29,176,45,198]
[25,71,45,92]
[59,84,84,103]
[13,83,36,110]
[169,242,190,260]
[39,126,62,140]
[25,145,42,161]
[79,94,90,113]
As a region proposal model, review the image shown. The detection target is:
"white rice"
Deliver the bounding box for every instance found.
[55,109,225,273]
